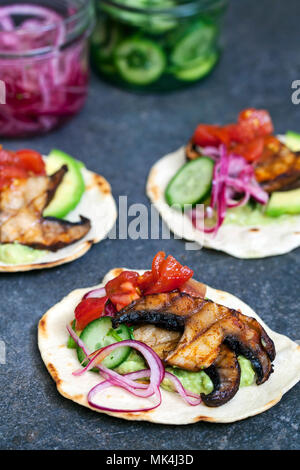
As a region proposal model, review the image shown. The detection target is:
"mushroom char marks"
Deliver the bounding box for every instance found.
[0,166,91,251]
[254,139,300,193]
[113,292,276,388]
[201,344,241,407]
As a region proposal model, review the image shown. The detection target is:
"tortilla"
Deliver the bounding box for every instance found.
[146,146,300,258]
[0,161,117,272]
[38,268,300,424]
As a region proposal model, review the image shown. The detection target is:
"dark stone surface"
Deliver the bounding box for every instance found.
[0,0,299,450]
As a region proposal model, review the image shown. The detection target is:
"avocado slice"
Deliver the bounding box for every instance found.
[265,187,300,217]
[43,150,85,219]
[285,131,300,152]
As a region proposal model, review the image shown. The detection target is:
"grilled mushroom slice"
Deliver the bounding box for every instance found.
[254,138,300,193]
[0,167,91,251]
[186,138,202,161]
[113,292,275,385]
[201,344,241,407]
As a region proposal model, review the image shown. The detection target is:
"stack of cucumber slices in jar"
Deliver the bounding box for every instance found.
[91,2,220,88]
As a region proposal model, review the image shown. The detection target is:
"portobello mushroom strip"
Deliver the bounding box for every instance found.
[0,166,91,251]
[113,292,276,406]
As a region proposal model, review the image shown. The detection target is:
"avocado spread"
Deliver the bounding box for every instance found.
[0,243,45,265]
[224,203,296,226]
[114,349,255,394]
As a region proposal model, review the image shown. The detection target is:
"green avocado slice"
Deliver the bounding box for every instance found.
[265,187,300,217]
[43,149,85,219]
[285,130,300,152]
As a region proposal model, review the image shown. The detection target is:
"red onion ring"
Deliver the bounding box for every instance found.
[83,287,106,300]
[66,326,203,412]
[74,340,165,398]
[87,379,162,413]
[190,145,269,235]
[164,372,201,406]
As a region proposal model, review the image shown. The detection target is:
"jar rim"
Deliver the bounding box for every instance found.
[97,0,228,17]
[0,0,94,58]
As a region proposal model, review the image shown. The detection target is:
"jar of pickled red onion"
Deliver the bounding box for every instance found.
[0,0,94,137]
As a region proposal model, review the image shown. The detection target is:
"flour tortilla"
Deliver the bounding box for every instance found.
[146,146,300,258]
[38,267,300,424]
[0,160,117,272]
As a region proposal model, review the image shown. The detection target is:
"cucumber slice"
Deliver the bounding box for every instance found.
[165,157,214,208]
[77,317,131,370]
[43,149,85,219]
[91,20,121,61]
[174,51,218,82]
[114,38,166,85]
[171,21,217,68]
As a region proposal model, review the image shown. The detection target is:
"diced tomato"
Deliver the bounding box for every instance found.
[15,149,46,175]
[193,124,231,148]
[193,109,273,152]
[143,254,193,295]
[105,271,140,311]
[152,251,165,280]
[0,149,19,166]
[0,164,28,184]
[0,147,46,190]
[231,108,274,144]
[179,278,206,298]
[138,251,166,292]
[232,137,265,162]
[238,108,273,136]
[75,296,108,330]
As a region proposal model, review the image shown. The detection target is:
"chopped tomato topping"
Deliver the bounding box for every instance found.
[192,109,274,161]
[139,252,194,295]
[0,146,46,190]
[238,108,273,138]
[232,136,265,162]
[0,165,28,189]
[73,253,195,329]
[179,278,206,298]
[75,296,108,330]
[105,271,140,311]
[15,149,46,175]
[193,124,231,147]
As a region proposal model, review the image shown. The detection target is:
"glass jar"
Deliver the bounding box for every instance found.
[91,0,228,92]
[0,0,94,138]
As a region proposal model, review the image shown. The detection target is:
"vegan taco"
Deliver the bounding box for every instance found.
[38,251,300,424]
[147,108,300,258]
[0,147,117,271]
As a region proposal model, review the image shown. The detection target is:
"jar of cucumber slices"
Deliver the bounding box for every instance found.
[91,0,228,91]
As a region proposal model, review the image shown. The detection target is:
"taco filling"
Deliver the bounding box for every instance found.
[165,108,300,234]
[0,147,90,263]
[66,251,275,412]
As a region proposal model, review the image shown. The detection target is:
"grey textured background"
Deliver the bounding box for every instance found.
[0,0,299,450]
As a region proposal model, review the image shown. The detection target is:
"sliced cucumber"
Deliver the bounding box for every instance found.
[171,21,217,69]
[77,317,131,370]
[174,51,218,82]
[165,157,214,208]
[114,38,166,85]
[91,20,121,62]
[43,149,85,219]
